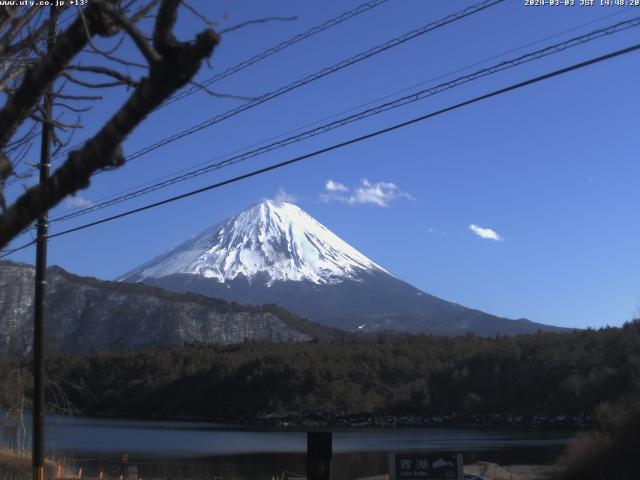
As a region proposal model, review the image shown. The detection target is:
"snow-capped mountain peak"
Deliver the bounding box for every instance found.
[121,200,389,285]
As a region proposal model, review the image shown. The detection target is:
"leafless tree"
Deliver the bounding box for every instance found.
[2,366,89,455]
[2,368,29,455]
[0,0,222,249]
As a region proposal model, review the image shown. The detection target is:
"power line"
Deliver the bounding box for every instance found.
[11,5,633,194]
[49,7,639,222]
[162,0,391,108]
[3,39,638,258]
[0,242,34,258]
[3,0,499,194]
[45,15,640,225]
[96,0,505,166]
[45,0,392,165]
[6,10,638,244]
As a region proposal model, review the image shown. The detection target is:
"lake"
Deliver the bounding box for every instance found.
[10,415,576,479]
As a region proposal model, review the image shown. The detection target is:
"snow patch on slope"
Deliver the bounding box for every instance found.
[121,200,389,285]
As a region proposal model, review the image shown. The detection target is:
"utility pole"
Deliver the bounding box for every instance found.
[33,5,56,480]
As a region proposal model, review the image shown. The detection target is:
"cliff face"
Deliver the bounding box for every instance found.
[0,261,34,354]
[0,261,323,355]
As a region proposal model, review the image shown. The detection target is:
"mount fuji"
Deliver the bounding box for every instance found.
[120,200,564,335]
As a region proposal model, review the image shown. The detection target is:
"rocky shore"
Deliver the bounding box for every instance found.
[240,412,592,429]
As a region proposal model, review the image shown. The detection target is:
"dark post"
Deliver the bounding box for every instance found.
[307,431,332,480]
[33,6,56,480]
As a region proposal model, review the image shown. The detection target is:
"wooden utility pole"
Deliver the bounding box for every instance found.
[33,6,56,480]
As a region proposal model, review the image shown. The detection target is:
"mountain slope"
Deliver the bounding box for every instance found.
[121,200,566,336]
[0,260,338,356]
[122,200,388,285]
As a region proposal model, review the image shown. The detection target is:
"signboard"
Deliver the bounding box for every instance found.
[389,452,463,480]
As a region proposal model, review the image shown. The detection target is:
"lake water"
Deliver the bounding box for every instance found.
[9,415,576,479]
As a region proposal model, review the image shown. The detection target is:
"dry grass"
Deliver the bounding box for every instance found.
[465,462,560,480]
[0,447,73,480]
[555,395,640,480]
[0,447,32,480]
[555,428,640,480]
[508,465,562,480]
[356,462,560,480]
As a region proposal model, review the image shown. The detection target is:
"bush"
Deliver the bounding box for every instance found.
[557,394,640,480]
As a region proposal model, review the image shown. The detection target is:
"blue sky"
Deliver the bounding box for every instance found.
[4,0,640,329]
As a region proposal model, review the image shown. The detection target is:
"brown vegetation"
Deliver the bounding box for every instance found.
[0,447,71,480]
[556,394,640,480]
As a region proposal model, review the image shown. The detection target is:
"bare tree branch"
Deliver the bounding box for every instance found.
[0,7,19,35]
[0,1,118,150]
[80,30,126,57]
[130,0,162,23]
[188,79,257,101]
[93,0,161,64]
[0,0,219,247]
[52,92,103,101]
[0,8,38,54]
[153,0,181,53]
[81,43,147,69]
[51,115,81,151]
[0,11,49,58]
[29,113,81,131]
[182,0,223,28]
[0,8,25,41]
[67,64,138,87]
[0,64,25,92]
[62,71,134,89]
[52,102,92,114]
[8,141,33,172]
[5,122,38,153]
[219,16,297,36]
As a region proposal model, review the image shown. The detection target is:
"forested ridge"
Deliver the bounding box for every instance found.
[1,321,639,424]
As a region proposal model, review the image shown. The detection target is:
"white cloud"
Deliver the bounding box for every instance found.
[64,195,93,208]
[469,224,503,241]
[351,179,414,207]
[270,187,297,205]
[320,179,414,207]
[325,179,348,192]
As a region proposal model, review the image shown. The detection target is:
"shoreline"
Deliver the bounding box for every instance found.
[234,412,591,430]
[42,410,590,430]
